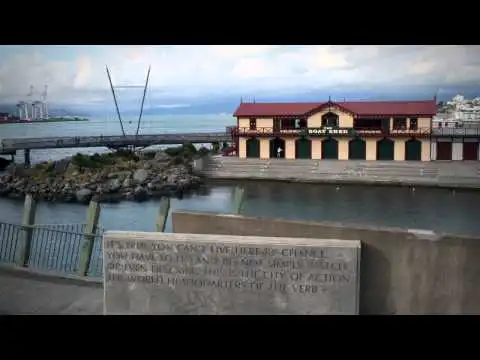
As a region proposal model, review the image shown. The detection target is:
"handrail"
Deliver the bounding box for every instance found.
[232,127,434,137]
[1,132,231,150]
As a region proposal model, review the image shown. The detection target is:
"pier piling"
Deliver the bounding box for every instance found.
[78,201,101,277]
[23,149,31,168]
[156,197,171,232]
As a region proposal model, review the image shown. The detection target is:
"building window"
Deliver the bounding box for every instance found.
[393,118,407,130]
[321,112,339,127]
[409,118,418,130]
[249,118,256,130]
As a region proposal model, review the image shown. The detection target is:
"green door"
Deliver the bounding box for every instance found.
[246,138,260,158]
[377,138,394,160]
[405,139,421,161]
[322,137,338,159]
[348,138,366,160]
[295,138,311,159]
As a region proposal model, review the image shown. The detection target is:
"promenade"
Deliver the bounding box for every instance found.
[0,266,102,315]
[201,158,480,189]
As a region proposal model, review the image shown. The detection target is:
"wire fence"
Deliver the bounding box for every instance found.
[0,222,104,276]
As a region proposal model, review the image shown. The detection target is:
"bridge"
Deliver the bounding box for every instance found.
[0,132,232,166]
[1,132,231,152]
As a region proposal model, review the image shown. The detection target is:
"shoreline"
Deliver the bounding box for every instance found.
[0,145,210,204]
[0,118,89,125]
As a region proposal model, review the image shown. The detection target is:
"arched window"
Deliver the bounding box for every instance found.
[321,112,339,127]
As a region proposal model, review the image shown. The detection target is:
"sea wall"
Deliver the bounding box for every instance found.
[172,210,480,315]
[198,157,480,190]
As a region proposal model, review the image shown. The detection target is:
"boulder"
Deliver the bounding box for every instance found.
[107,171,131,180]
[75,188,93,204]
[133,169,149,185]
[122,177,133,189]
[107,178,122,192]
[154,151,170,162]
[133,186,148,201]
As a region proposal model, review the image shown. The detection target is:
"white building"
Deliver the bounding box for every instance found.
[443,94,480,125]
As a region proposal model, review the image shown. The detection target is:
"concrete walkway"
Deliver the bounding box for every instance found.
[202,158,480,189]
[0,265,103,315]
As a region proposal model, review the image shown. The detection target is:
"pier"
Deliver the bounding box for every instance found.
[0,132,232,166]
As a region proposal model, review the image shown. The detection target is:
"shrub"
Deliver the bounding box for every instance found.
[113,149,139,161]
[182,141,197,154]
[197,147,210,157]
[212,141,220,153]
[170,155,184,165]
[164,146,183,157]
[72,153,114,168]
[142,151,156,160]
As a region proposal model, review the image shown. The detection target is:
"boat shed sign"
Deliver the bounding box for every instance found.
[307,127,353,136]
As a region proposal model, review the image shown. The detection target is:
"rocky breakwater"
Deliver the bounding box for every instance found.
[0,143,210,204]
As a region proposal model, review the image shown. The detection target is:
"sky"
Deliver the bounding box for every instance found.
[0,45,479,113]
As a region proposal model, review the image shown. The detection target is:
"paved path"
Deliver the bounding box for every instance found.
[0,265,103,315]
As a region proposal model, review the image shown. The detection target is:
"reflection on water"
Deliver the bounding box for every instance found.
[0,182,479,236]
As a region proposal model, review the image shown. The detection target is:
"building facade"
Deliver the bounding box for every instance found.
[431,127,480,160]
[232,99,436,161]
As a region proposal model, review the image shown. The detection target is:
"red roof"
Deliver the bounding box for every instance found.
[233,99,437,117]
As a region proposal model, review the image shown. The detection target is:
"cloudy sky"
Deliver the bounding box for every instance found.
[0,45,479,112]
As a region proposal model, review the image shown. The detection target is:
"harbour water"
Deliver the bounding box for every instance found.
[1,114,480,236]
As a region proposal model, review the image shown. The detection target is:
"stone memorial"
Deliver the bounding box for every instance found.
[103,231,361,315]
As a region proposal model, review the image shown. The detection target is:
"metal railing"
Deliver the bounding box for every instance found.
[431,128,480,137]
[0,222,104,276]
[1,132,232,151]
[233,127,433,137]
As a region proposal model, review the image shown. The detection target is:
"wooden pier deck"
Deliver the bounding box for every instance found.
[0,132,231,154]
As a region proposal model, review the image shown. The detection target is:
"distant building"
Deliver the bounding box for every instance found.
[0,112,10,121]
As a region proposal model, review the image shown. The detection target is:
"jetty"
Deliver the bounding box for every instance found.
[0,132,232,166]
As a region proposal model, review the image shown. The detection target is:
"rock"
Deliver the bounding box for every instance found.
[92,193,123,203]
[122,177,133,189]
[133,169,149,185]
[76,188,93,204]
[143,162,152,170]
[133,186,149,201]
[154,152,170,162]
[107,178,122,192]
[107,171,131,180]
[0,157,12,170]
[125,191,134,201]
[62,192,76,203]
[0,184,11,196]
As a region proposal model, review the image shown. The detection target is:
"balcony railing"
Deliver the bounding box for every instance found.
[431,127,480,137]
[233,127,433,138]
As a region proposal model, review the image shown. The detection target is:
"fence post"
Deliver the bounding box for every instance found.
[77,201,101,277]
[232,186,244,214]
[15,194,37,267]
[156,197,170,232]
